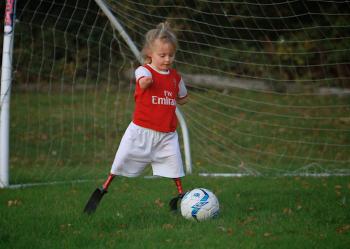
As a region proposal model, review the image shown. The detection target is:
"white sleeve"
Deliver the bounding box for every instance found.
[135,66,152,81]
[178,78,188,98]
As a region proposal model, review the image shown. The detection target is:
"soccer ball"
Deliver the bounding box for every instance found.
[180,188,219,221]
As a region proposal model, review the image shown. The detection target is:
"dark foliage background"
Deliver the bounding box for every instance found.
[1,0,350,88]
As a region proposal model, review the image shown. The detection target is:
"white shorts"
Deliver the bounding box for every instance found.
[110,122,185,178]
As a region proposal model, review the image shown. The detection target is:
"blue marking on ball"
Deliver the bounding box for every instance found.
[191,188,209,220]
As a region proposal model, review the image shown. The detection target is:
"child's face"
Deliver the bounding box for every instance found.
[149,39,175,71]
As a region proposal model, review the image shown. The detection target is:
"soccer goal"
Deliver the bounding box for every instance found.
[1,0,350,187]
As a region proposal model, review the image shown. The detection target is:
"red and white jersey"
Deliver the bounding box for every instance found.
[133,64,188,132]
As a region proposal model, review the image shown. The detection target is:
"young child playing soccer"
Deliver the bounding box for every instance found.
[84,22,188,214]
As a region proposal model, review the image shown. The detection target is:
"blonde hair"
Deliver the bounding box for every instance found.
[141,22,178,64]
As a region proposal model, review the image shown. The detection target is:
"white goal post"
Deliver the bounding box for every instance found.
[0,0,17,188]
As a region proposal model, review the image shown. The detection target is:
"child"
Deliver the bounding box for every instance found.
[84,22,188,214]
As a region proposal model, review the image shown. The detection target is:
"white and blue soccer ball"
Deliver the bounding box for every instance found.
[180,188,219,221]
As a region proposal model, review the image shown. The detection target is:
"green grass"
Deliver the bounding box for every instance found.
[6,88,350,248]
[182,89,350,173]
[1,176,349,249]
[10,89,350,183]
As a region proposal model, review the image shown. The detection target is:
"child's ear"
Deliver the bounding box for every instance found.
[144,56,152,64]
[143,48,152,63]
[146,49,152,58]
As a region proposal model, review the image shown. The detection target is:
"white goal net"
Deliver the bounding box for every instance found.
[3,0,350,185]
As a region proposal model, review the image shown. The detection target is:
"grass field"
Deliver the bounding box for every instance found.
[1,175,349,249]
[10,89,350,183]
[4,88,350,248]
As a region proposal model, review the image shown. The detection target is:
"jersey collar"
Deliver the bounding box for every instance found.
[147,64,170,75]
